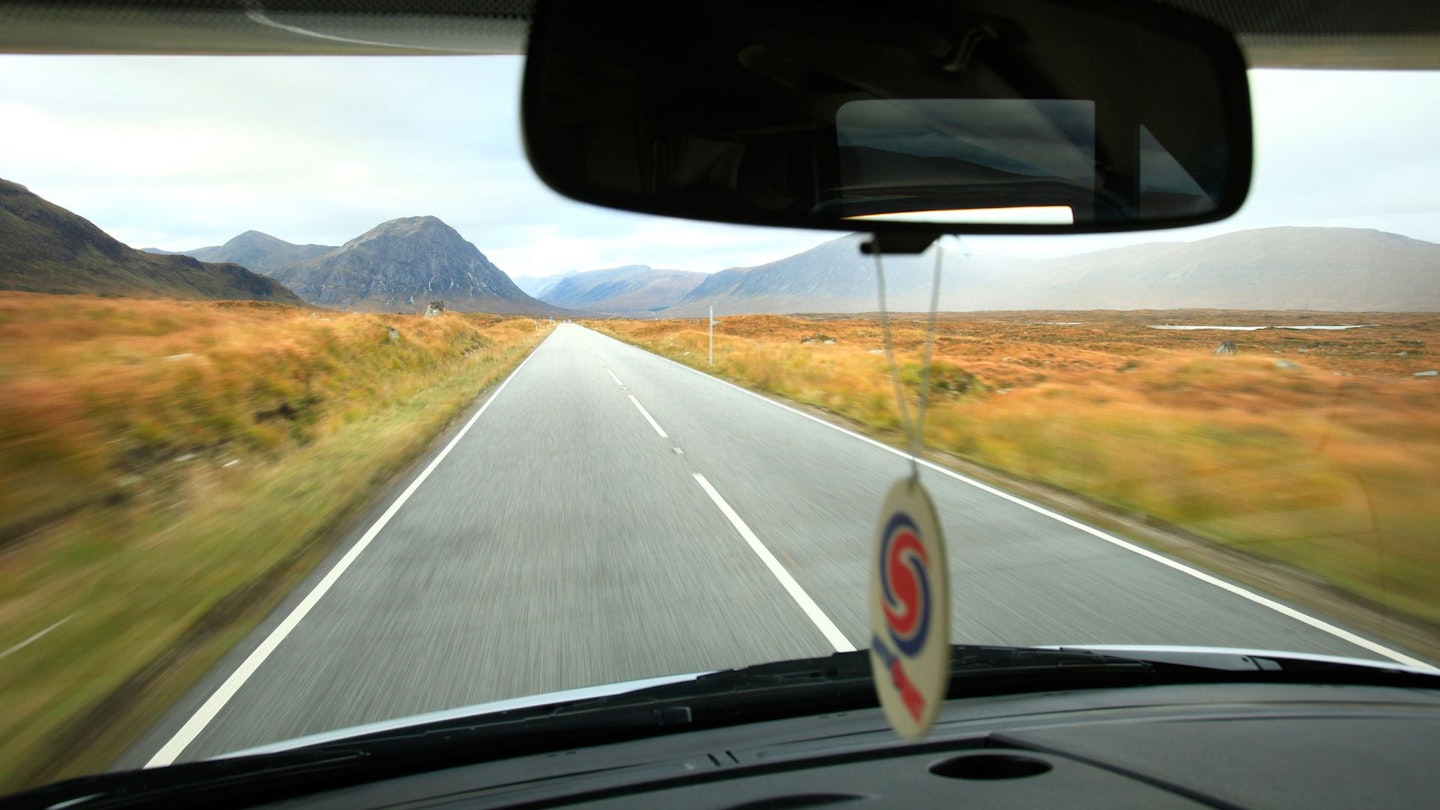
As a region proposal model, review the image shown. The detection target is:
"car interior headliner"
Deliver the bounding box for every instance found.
[0,0,1437,68]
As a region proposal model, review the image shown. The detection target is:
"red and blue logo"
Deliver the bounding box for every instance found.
[871,511,933,722]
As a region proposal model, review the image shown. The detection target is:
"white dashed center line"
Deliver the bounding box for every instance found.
[692,473,855,653]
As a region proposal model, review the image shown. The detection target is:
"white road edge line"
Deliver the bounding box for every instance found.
[587,328,1435,671]
[629,395,669,438]
[0,615,73,662]
[693,473,856,653]
[144,344,547,768]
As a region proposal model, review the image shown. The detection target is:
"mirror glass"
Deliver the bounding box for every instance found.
[523,0,1252,235]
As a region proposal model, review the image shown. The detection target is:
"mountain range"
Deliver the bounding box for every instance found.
[8,175,1436,314]
[1010,227,1440,311]
[159,218,551,314]
[0,179,303,304]
[511,272,573,299]
[659,228,1440,315]
[533,265,708,315]
[664,236,1026,316]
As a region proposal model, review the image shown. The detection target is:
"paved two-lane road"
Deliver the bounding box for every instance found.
[121,323,1429,767]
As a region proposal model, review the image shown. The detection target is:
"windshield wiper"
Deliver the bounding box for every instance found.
[14,646,1435,809]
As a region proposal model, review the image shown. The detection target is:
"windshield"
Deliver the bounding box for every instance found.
[0,53,1437,793]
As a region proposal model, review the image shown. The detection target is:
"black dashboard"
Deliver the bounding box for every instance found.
[261,682,1440,808]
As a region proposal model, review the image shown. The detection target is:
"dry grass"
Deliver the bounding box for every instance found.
[0,292,546,791]
[595,311,1440,627]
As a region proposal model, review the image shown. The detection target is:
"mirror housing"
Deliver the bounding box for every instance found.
[522,0,1252,237]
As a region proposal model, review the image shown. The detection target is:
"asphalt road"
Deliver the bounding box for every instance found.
[121,323,1429,767]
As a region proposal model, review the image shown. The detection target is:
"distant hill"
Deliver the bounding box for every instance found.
[271,216,554,314]
[537,265,707,315]
[665,234,1030,316]
[0,179,305,304]
[664,227,1440,315]
[512,272,574,298]
[167,231,336,277]
[1019,227,1440,311]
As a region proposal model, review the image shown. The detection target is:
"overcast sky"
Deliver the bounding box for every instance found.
[0,56,1436,275]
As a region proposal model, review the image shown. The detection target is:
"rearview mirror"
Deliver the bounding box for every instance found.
[522,0,1252,238]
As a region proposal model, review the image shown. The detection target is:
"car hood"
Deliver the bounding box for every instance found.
[1052,644,1437,673]
[216,671,703,759]
[211,643,1431,760]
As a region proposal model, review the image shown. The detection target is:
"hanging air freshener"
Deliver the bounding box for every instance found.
[870,476,949,739]
[866,235,951,739]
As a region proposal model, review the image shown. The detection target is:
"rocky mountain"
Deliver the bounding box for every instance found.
[163,231,336,277]
[664,227,1440,315]
[0,179,305,304]
[271,216,553,314]
[536,265,707,315]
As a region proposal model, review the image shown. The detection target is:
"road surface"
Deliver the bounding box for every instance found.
[120,323,1428,766]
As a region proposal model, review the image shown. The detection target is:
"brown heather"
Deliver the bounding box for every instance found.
[594,311,1440,628]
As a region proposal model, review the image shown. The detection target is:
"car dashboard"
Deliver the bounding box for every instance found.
[255,682,1440,809]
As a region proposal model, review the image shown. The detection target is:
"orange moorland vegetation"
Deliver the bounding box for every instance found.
[0,292,545,790]
[594,311,1440,627]
[0,293,540,538]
